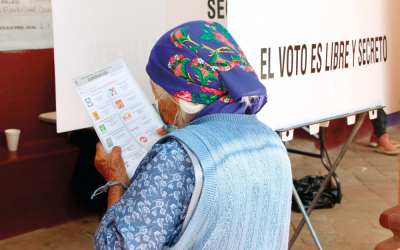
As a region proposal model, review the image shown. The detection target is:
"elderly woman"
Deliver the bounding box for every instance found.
[93,21,292,250]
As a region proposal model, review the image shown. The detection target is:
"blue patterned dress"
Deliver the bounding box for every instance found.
[93,139,195,250]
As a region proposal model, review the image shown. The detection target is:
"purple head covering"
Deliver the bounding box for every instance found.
[146,20,267,120]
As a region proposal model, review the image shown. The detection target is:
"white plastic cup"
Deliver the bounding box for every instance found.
[5,129,21,151]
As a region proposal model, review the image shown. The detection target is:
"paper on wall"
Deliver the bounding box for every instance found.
[0,0,53,51]
[72,59,163,178]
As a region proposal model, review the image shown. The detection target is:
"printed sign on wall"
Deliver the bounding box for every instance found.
[0,0,53,51]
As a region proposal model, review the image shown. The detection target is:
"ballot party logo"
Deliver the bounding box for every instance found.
[99,124,107,134]
[115,100,125,109]
[85,98,93,107]
[122,112,132,121]
[106,138,113,148]
[140,137,148,143]
[92,111,100,121]
[109,87,117,96]
[124,161,129,168]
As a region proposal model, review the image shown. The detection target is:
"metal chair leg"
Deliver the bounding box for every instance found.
[292,185,323,250]
[289,112,367,248]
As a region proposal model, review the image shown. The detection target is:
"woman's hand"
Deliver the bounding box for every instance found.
[94,142,128,186]
[156,126,170,136]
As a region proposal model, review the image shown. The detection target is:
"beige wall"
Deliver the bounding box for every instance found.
[383,0,400,114]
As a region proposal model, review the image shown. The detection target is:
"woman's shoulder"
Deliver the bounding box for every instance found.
[147,138,185,158]
[130,138,192,183]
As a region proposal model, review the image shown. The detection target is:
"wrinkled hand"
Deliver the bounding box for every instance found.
[156,126,170,136]
[94,142,128,185]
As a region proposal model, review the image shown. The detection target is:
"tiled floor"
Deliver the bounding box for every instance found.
[289,125,400,250]
[1,125,399,250]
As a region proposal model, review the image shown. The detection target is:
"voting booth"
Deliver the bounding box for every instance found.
[53,0,400,134]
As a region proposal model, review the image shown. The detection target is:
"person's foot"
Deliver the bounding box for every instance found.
[390,138,400,148]
[369,133,400,148]
[376,133,400,155]
[368,134,378,147]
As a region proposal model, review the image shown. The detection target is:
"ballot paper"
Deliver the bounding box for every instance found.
[72,59,163,178]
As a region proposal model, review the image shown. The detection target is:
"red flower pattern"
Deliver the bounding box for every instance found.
[200,86,225,95]
[175,30,183,38]
[219,96,235,103]
[212,32,236,51]
[199,68,209,77]
[170,28,187,49]
[174,91,192,102]
[215,58,226,64]
[212,32,227,43]
[174,65,182,76]
[191,58,199,66]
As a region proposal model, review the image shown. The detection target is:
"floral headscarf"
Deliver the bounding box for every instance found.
[146,20,267,120]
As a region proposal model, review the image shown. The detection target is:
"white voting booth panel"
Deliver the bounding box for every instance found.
[53,0,165,133]
[53,0,227,133]
[228,0,399,131]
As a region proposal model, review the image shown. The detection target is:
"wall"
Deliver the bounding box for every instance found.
[0,49,60,147]
[388,111,400,127]
[0,49,86,239]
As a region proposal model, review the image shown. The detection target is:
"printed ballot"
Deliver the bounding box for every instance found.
[72,59,163,178]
